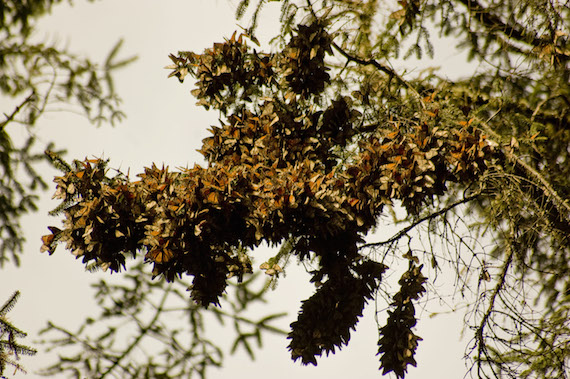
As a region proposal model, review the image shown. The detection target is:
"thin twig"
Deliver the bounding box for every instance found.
[0,93,35,130]
[359,192,481,250]
[475,242,514,378]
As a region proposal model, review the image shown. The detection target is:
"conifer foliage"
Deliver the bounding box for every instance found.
[41,0,570,378]
[1,0,135,267]
[0,291,37,377]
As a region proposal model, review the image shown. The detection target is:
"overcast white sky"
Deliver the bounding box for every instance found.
[1,1,477,378]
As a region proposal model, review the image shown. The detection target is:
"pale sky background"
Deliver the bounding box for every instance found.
[1,1,480,378]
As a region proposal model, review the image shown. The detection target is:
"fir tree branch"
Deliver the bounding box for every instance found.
[0,291,20,317]
[0,92,35,130]
[478,118,570,218]
[43,321,111,357]
[457,0,549,49]
[209,308,288,335]
[0,291,36,376]
[98,285,172,378]
[0,319,26,339]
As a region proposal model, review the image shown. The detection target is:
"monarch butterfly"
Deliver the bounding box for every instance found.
[40,226,62,254]
[146,248,174,264]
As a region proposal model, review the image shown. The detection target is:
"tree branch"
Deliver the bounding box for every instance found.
[99,285,172,378]
[475,240,513,378]
[457,0,548,49]
[209,308,288,335]
[477,118,570,219]
[43,321,113,358]
[0,92,35,130]
[331,42,402,86]
[330,41,425,108]
[359,192,481,250]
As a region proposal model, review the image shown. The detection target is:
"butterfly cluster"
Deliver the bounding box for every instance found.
[43,20,494,374]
